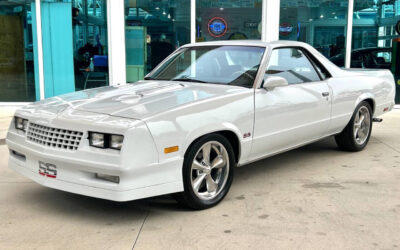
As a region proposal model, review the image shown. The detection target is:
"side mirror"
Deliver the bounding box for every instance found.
[263,76,289,91]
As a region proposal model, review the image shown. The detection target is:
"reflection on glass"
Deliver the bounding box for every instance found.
[0,0,37,102]
[280,0,348,66]
[352,0,400,103]
[196,0,262,42]
[71,0,109,90]
[38,0,108,96]
[349,0,399,69]
[148,46,265,88]
[124,0,190,83]
[265,48,322,85]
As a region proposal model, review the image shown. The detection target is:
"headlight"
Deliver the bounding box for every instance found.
[15,117,29,132]
[89,132,106,148]
[89,132,124,150]
[110,135,124,150]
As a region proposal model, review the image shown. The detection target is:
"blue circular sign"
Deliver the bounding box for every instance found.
[208,17,227,38]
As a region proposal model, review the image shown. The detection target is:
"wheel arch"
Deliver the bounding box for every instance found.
[184,130,241,164]
[363,98,375,115]
[355,93,376,115]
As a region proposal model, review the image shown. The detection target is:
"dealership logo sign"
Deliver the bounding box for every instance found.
[208,17,228,38]
[279,23,294,36]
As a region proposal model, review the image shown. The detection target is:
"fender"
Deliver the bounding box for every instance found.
[181,122,245,163]
[336,92,376,129]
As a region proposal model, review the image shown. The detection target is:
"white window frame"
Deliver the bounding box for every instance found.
[35,0,45,100]
[262,0,280,42]
[191,0,196,43]
[106,0,126,86]
[345,0,355,68]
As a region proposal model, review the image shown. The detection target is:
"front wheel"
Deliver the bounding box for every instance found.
[174,134,235,210]
[335,101,373,152]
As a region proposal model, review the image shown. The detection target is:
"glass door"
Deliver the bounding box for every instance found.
[0,0,39,102]
[72,0,109,91]
[40,0,109,99]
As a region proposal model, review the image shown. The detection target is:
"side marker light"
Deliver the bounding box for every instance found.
[164,146,179,154]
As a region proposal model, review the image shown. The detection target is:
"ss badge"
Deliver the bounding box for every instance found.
[39,161,57,178]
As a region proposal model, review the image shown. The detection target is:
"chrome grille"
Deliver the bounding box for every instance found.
[27,123,83,150]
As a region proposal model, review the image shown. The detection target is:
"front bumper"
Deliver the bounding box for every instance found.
[6,111,184,202]
[7,138,183,202]
[9,156,182,202]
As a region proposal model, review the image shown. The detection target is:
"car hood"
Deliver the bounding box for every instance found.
[20,81,248,120]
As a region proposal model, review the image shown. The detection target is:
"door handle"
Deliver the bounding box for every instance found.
[322,92,330,97]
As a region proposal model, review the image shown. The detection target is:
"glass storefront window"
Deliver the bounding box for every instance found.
[0,1,38,102]
[352,0,400,103]
[196,0,262,42]
[40,0,108,95]
[280,0,349,66]
[71,0,109,91]
[124,0,190,83]
[352,1,399,67]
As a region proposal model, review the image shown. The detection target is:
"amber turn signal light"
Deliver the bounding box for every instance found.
[164,146,179,154]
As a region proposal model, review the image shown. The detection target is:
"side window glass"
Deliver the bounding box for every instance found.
[305,53,331,80]
[265,48,321,84]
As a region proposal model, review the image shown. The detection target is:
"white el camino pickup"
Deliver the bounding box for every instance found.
[6,41,396,209]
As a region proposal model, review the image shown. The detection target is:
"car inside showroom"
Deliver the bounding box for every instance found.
[0,0,400,249]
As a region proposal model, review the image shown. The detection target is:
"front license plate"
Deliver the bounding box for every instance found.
[38,161,57,178]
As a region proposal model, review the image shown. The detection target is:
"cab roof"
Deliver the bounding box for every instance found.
[181,40,311,49]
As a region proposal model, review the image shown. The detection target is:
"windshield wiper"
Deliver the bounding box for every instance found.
[172,78,208,83]
[144,76,155,80]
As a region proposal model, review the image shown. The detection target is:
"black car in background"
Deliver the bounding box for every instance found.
[330,47,392,69]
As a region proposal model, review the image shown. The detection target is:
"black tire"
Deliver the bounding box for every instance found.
[335,101,373,152]
[174,133,235,210]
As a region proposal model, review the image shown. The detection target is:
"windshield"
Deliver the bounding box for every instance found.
[147,46,266,88]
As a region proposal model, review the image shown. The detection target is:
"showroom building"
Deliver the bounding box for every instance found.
[0,0,399,104]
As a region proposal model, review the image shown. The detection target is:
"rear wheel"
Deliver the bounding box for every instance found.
[174,134,235,210]
[335,101,373,152]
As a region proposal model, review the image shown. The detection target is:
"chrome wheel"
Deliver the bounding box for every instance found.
[191,141,229,200]
[354,106,371,145]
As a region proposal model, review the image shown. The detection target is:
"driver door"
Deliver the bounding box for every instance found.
[250,47,332,160]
